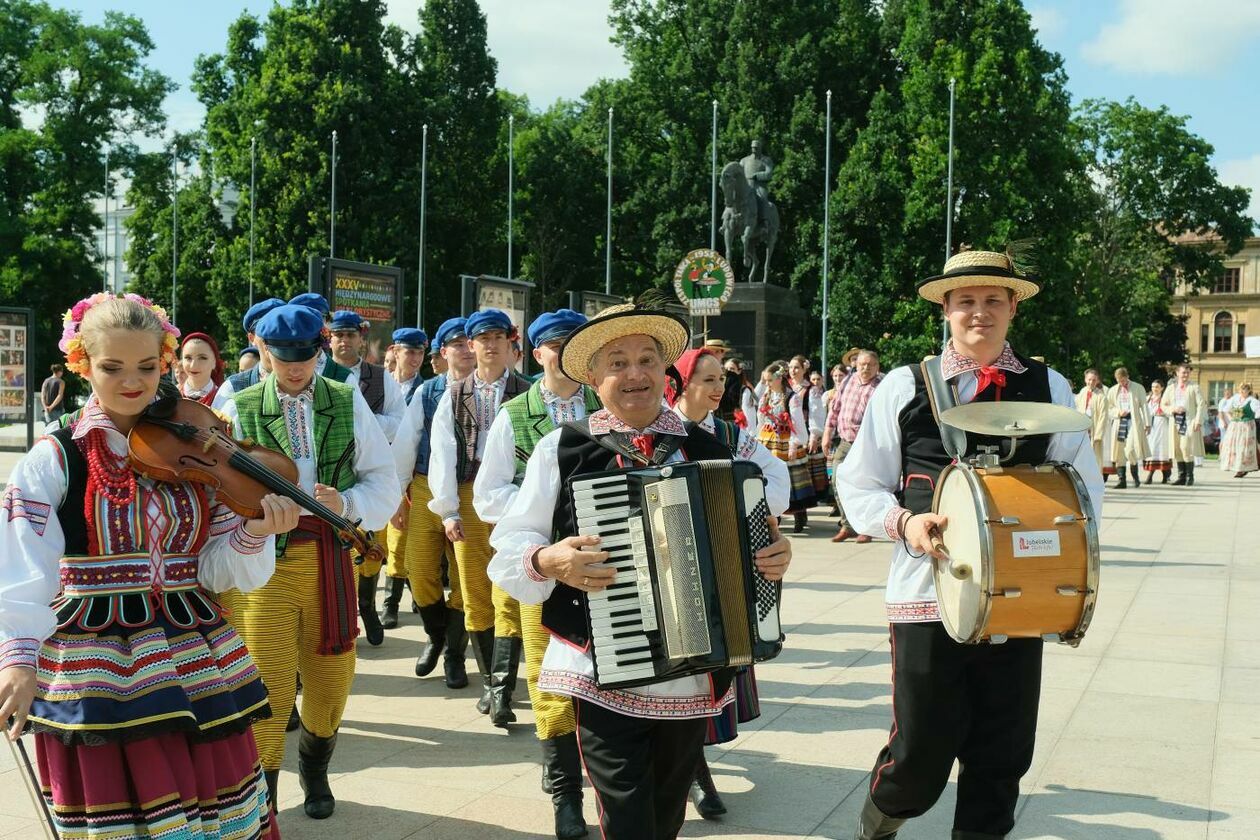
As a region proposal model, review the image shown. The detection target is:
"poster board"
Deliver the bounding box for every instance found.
[461,275,535,374]
[1245,335,1260,358]
[567,290,623,319]
[309,257,404,364]
[0,308,34,451]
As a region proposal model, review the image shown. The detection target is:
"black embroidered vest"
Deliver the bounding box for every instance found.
[897,353,1052,515]
[356,360,387,414]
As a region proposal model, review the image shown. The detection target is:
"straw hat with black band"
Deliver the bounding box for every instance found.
[559,301,691,382]
[916,250,1041,304]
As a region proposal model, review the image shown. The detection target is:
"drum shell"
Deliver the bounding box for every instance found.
[932,463,1099,644]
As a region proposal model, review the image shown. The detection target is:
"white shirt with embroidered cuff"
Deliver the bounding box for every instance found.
[488,412,734,719]
[427,370,511,525]
[834,348,1103,624]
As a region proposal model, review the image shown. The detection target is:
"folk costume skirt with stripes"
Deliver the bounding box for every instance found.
[757,427,816,513]
[704,666,761,745]
[31,582,276,840]
[402,475,462,610]
[237,540,357,770]
[450,481,520,636]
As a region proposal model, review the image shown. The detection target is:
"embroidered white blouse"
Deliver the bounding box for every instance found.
[0,397,277,671]
[488,408,735,719]
[834,343,1103,623]
[347,359,406,443]
[428,369,512,524]
[668,405,792,517]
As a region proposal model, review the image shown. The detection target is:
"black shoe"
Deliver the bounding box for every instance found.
[297,725,338,819]
[1186,462,1195,486]
[489,636,523,728]
[855,791,905,839]
[541,764,553,794]
[793,511,807,534]
[1129,465,1141,488]
[542,734,588,839]
[469,629,495,714]
[358,574,384,646]
[286,702,300,732]
[691,755,726,819]
[1116,469,1127,489]
[415,601,448,677]
[444,608,469,689]
[379,577,405,629]
[1145,470,1154,485]
[1162,470,1171,484]
[1172,462,1188,485]
[264,768,279,810]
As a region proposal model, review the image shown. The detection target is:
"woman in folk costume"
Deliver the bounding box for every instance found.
[758,361,815,531]
[1161,363,1207,486]
[789,355,829,514]
[179,332,227,406]
[0,293,298,840]
[1220,383,1260,477]
[1144,380,1173,483]
[1105,367,1149,489]
[1075,368,1114,480]
[668,348,789,821]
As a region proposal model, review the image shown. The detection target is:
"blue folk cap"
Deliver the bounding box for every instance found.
[290,292,330,316]
[242,298,286,335]
[528,309,587,348]
[465,308,513,339]
[239,345,260,359]
[255,304,325,362]
[392,328,429,349]
[433,317,468,350]
[329,310,365,332]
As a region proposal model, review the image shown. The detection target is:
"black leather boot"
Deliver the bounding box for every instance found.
[691,752,726,818]
[297,725,338,819]
[1145,468,1154,485]
[488,636,522,727]
[379,577,405,629]
[469,629,495,714]
[854,791,905,839]
[444,608,469,689]
[1186,460,1195,486]
[1129,464,1140,488]
[414,601,448,677]
[1116,467,1127,488]
[793,511,808,533]
[264,769,279,810]
[542,734,589,839]
[1172,462,1188,485]
[1162,468,1171,484]
[358,574,384,646]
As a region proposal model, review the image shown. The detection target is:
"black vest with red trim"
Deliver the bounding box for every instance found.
[355,360,388,414]
[542,421,733,646]
[897,353,1052,515]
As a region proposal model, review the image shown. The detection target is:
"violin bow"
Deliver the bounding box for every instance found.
[6,733,59,840]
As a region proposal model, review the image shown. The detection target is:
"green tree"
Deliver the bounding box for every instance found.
[1066,98,1252,383]
[0,0,170,375]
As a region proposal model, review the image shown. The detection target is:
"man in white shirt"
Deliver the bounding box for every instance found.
[1106,367,1149,489]
[1075,368,1113,483]
[488,301,792,840]
[836,250,1102,840]
[428,308,533,722]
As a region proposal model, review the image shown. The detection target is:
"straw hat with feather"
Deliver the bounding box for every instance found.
[917,249,1041,304]
[560,293,691,382]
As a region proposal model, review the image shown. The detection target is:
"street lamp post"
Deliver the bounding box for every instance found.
[171,147,178,326]
[329,130,338,258]
[249,135,257,307]
[822,90,832,375]
[507,114,514,280]
[417,123,428,328]
[103,145,110,292]
[606,107,613,295]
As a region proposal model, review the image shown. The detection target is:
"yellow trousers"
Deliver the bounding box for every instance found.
[451,481,520,636]
[214,589,248,635]
[238,540,357,770]
[520,602,575,740]
[403,475,462,610]
[358,521,409,579]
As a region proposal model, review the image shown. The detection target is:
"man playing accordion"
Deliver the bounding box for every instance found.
[488,300,793,839]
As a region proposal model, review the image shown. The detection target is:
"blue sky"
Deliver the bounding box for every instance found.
[52,1,1260,220]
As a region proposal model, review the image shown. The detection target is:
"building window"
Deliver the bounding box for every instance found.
[1241,323,1247,350]
[1214,267,1241,293]
[1214,311,1234,353]
[1200,323,1209,353]
[1209,381,1234,405]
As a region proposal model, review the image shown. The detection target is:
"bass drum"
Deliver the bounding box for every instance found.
[931,462,1100,645]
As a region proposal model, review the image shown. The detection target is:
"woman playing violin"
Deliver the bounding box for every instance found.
[219,303,398,821]
[0,293,298,840]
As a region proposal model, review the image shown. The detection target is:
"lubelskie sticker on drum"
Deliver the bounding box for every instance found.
[1012,530,1062,557]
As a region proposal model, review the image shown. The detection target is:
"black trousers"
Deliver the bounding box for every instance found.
[868,621,1043,836]
[574,698,708,840]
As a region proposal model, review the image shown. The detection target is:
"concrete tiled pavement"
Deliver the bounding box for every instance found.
[1,465,1257,839]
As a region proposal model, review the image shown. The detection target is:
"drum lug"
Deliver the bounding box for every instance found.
[987,516,1021,526]
[994,587,1022,598]
[1041,632,1064,643]
[1053,514,1079,525]
[1034,464,1057,473]
[987,634,1009,644]
[1055,585,1093,596]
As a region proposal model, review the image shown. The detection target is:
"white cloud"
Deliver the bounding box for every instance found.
[385,0,628,106]
[1082,0,1260,76]
[1218,153,1260,227]
[1027,5,1066,40]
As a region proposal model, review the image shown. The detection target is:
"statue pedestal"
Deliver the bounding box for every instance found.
[704,283,806,375]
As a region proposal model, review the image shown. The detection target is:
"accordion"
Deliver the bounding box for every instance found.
[569,459,784,690]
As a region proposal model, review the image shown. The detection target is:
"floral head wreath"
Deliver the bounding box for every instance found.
[59,293,181,375]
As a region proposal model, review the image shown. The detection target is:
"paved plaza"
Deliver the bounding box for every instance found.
[1,462,1257,839]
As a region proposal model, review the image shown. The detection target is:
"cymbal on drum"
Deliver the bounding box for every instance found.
[939,401,1090,437]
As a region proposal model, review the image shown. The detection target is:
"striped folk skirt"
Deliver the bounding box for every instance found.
[704,667,761,745]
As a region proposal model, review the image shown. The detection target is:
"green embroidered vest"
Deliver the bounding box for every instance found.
[501,382,602,486]
[233,375,357,555]
[321,355,353,383]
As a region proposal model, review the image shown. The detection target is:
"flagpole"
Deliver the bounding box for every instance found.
[249,135,257,307]
[102,145,110,292]
[171,146,178,325]
[606,107,613,295]
[418,123,428,327]
[821,89,832,375]
[943,77,956,346]
[330,130,338,258]
[710,99,718,251]
[507,114,514,280]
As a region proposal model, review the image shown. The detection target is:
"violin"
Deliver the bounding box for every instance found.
[128,395,385,567]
